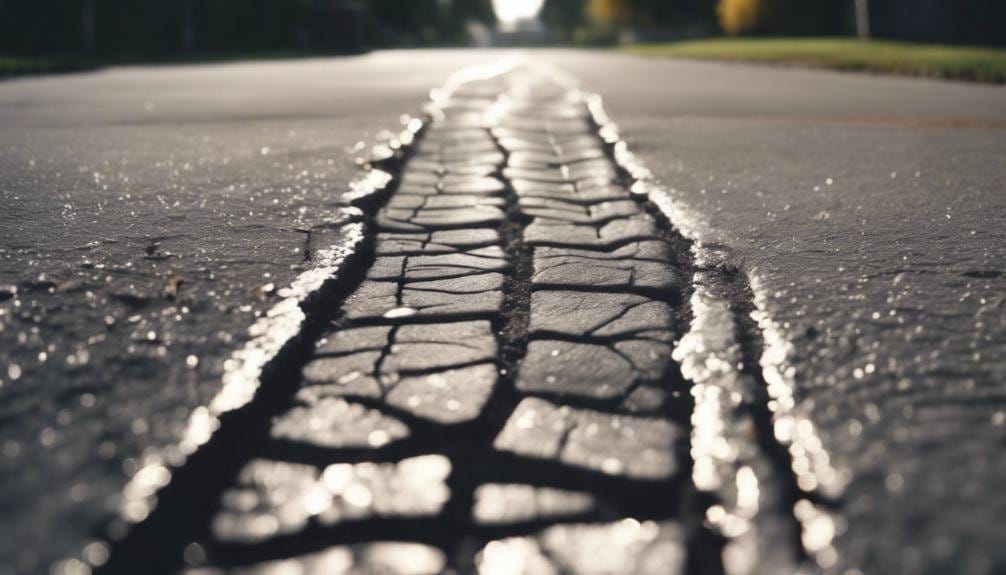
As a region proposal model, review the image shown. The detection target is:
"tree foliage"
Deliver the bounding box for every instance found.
[713,0,847,36]
[582,0,718,29]
[541,0,587,40]
[1,0,1002,56]
[586,0,633,26]
[0,0,497,57]
[544,0,1004,45]
[717,0,760,36]
[543,0,718,40]
[757,0,847,36]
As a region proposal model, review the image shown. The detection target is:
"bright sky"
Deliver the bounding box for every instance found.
[492,0,545,23]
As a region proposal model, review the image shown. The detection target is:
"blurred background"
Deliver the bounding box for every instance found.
[1,0,1003,62]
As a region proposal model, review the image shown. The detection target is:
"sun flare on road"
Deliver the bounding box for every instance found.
[492,0,545,24]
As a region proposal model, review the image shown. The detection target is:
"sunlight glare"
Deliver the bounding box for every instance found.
[492,0,545,24]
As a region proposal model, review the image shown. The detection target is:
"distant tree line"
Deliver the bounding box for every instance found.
[544,0,1006,45]
[542,0,721,43]
[1,0,1002,57]
[867,0,1005,46]
[0,0,496,58]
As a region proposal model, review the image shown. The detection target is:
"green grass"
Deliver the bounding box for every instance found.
[625,38,1006,83]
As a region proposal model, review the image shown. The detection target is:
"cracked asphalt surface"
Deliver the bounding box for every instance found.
[1,50,1005,575]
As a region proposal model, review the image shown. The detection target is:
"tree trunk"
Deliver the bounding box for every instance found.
[854,0,870,39]
[81,0,95,55]
[180,0,196,52]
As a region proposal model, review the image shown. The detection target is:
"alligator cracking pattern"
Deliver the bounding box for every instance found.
[98,66,800,575]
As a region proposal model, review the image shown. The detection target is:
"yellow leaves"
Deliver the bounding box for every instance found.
[587,0,633,27]
[717,0,761,36]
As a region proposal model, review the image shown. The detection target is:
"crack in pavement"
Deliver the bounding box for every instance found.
[92,60,828,575]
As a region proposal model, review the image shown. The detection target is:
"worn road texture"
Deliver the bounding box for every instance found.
[1,50,1005,575]
[98,61,711,575]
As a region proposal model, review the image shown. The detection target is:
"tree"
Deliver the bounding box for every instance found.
[443,0,495,44]
[717,0,847,36]
[541,0,586,41]
[82,0,95,54]
[586,0,633,27]
[854,0,870,38]
[717,0,759,35]
[577,0,719,38]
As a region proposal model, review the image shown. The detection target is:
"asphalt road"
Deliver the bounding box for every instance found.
[552,51,1006,574]
[1,49,1004,574]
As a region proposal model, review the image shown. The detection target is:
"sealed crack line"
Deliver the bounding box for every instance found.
[209,65,690,573]
[431,78,538,574]
[101,60,750,575]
